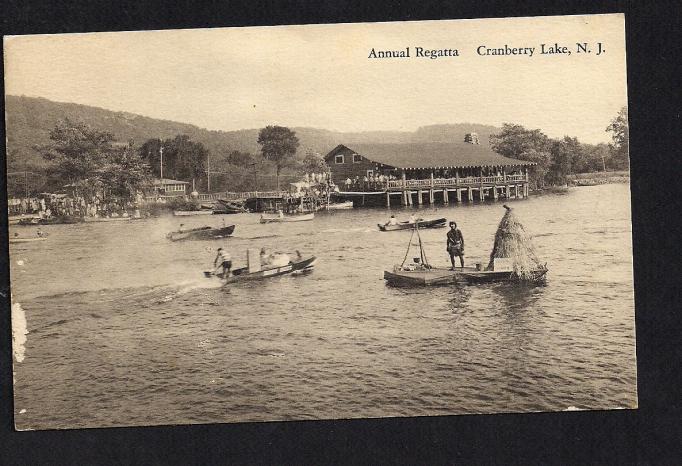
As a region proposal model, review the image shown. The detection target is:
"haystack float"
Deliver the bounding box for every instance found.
[383,205,548,286]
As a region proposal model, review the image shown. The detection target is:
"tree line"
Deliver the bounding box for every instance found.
[11,107,627,198]
[19,120,323,199]
[490,107,629,189]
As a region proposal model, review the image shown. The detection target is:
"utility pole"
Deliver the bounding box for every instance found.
[207,154,211,192]
[160,145,164,180]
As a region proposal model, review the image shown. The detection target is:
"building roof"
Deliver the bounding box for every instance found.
[153,178,189,185]
[327,143,534,170]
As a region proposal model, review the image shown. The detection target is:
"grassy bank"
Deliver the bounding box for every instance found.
[567,171,630,186]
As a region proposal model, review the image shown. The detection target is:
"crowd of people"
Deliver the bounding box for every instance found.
[343,173,397,191]
[8,194,138,219]
[8,191,155,221]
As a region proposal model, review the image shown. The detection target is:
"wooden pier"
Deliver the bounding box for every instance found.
[336,173,530,207]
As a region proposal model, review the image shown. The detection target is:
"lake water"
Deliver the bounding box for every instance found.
[9,183,637,430]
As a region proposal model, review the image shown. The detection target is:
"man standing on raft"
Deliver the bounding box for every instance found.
[446,221,465,269]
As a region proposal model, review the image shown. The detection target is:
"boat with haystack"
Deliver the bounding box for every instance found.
[383,205,547,286]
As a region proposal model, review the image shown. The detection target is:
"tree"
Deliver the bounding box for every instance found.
[547,136,582,185]
[301,151,328,174]
[226,150,255,168]
[39,118,115,192]
[490,123,552,189]
[257,125,299,190]
[139,135,208,182]
[578,143,611,173]
[97,143,152,200]
[606,107,629,170]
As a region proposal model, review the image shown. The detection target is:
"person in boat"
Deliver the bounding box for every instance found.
[277,209,284,219]
[213,247,232,278]
[386,215,398,226]
[36,228,45,237]
[446,221,465,269]
[408,213,417,224]
[260,248,271,266]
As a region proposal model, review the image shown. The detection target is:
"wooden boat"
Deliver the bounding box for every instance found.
[378,217,447,231]
[384,265,548,287]
[205,256,316,283]
[167,224,235,241]
[18,215,83,225]
[383,212,547,287]
[173,210,213,216]
[83,216,131,223]
[259,212,315,223]
[10,237,48,244]
[326,201,354,210]
[9,215,40,225]
[213,199,248,214]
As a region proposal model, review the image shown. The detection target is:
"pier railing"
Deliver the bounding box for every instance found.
[386,174,527,190]
[197,190,288,201]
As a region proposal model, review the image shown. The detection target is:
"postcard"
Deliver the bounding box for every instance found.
[4,14,635,430]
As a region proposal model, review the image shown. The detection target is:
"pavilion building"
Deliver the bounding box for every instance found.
[324,142,534,207]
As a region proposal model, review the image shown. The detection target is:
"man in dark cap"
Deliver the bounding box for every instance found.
[446,221,465,269]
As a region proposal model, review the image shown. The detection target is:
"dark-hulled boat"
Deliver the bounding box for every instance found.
[167,224,235,241]
[378,217,446,231]
[18,215,83,225]
[205,256,316,283]
[213,199,248,214]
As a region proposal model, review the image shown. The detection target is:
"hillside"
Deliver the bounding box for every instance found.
[4,95,500,172]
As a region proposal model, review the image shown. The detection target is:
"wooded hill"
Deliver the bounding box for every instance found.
[5,95,501,172]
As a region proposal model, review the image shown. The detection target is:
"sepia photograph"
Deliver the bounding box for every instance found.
[4,14,636,431]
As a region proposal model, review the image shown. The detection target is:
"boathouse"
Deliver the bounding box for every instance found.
[325,142,534,207]
[151,178,189,197]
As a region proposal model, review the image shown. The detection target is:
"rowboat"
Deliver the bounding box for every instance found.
[19,215,83,225]
[83,216,131,223]
[326,201,354,210]
[9,215,40,225]
[173,210,213,216]
[10,237,48,244]
[204,255,317,283]
[384,265,548,287]
[378,217,447,231]
[259,212,315,223]
[167,224,235,241]
[213,199,248,214]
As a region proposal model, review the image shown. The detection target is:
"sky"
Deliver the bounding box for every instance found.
[4,14,627,144]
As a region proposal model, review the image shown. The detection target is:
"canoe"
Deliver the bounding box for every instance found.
[9,215,40,225]
[259,213,315,223]
[18,216,83,225]
[383,265,548,286]
[173,210,213,216]
[326,201,354,210]
[83,216,131,223]
[378,217,447,231]
[10,237,48,244]
[205,256,317,283]
[167,224,235,241]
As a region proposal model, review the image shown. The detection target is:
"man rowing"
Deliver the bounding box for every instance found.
[446,221,465,269]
